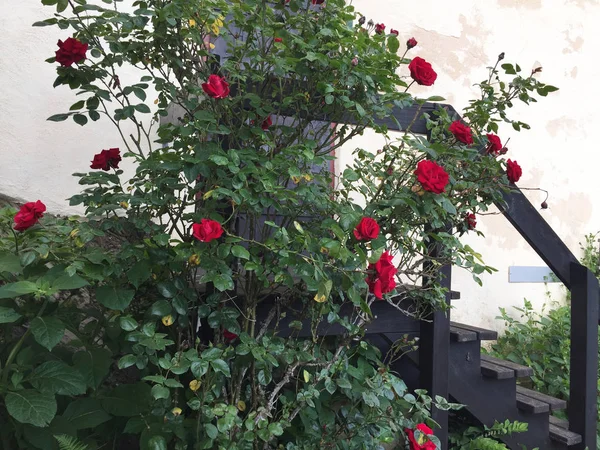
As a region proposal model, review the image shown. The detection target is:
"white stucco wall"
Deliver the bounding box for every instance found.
[2,0,598,330]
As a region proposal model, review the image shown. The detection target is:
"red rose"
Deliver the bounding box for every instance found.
[366,251,397,299]
[486,133,503,155]
[14,201,46,232]
[311,0,324,4]
[375,23,386,34]
[223,329,238,341]
[448,121,473,145]
[408,57,437,86]
[414,160,449,194]
[202,74,230,99]
[354,217,380,241]
[390,29,399,36]
[506,159,522,183]
[405,423,436,450]
[274,37,283,43]
[90,148,121,171]
[407,37,418,49]
[261,116,273,130]
[55,37,88,67]
[193,219,224,242]
[465,212,476,230]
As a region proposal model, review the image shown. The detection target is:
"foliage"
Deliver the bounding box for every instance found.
[54,435,89,450]
[449,419,530,450]
[0,0,557,448]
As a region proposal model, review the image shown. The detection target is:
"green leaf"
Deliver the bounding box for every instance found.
[69,100,85,111]
[231,245,250,260]
[56,0,68,12]
[209,154,229,166]
[119,315,139,331]
[31,317,65,351]
[134,103,151,114]
[101,383,151,417]
[5,390,57,427]
[118,355,137,369]
[47,113,70,122]
[150,300,172,317]
[0,281,39,298]
[387,35,399,53]
[151,385,170,400]
[73,114,88,126]
[52,273,88,290]
[95,285,134,311]
[127,260,151,288]
[148,436,167,450]
[29,361,86,395]
[0,306,21,324]
[210,359,231,377]
[62,398,111,430]
[501,63,516,75]
[73,348,112,390]
[0,253,22,274]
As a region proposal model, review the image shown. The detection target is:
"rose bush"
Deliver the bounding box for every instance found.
[0,0,557,448]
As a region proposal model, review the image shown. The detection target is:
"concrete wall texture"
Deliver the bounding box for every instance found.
[1,0,598,330]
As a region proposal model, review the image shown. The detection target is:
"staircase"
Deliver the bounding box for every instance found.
[383,322,583,449]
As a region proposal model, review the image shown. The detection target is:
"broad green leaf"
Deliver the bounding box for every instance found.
[5,390,57,427]
[73,114,88,126]
[30,317,65,351]
[29,361,86,395]
[231,245,250,260]
[0,281,38,299]
[148,436,167,450]
[119,315,139,331]
[0,306,21,324]
[150,300,172,317]
[47,113,70,122]
[62,398,111,430]
[101,383,151,417]
[210,359,231,377]
[127,260,151,288]
[52,273,88,290]
[95,285,134,311]
[0,253,22,274]
[118,355,137,369]
[387,35,399,53]
[151,385,170,400]
[73,348,112,390]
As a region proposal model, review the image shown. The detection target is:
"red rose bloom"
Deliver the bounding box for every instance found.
[506,159,522,183]
[390,29,399,36]
[90,148,121,171]
[223,329,239,341]
[311,0,324,4]
[353,217,380,241]
[414,160,449,194]
[375,23,386,34]
[14,201,46,232]
[405,424,436,450]
[193,219,224,242]
[408,57,437,86]
[55,37,88,67]
[366,251,397,300]
[202,74,230,99]
[261,116,273,130]
[448,121,473,145]
[407,37,418,49]
[465,212,477,230]
[274,37,283,43]
[486,133,503,155]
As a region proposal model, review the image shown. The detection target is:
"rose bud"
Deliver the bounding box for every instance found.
[541,201,548,209]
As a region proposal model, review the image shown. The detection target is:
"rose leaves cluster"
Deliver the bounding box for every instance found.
[13,200,46,231]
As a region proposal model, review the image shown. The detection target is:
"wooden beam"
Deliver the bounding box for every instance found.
[569,263,599,450]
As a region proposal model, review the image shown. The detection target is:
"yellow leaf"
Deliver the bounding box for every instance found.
[303,370,311,383]
[209,43,215,49]
[189,379,201,391]
[203,190,214,200]
[119,201,129,209]
[237,400,246,412]
[211,16,224,35]
[188,254,201,266]
[162,315,174,326]
[302,174,312,182]
[171,407,183,416]
[291,176,301,184]
[314,293,326,303]
[70,229,79,238]
[188,19,196,27]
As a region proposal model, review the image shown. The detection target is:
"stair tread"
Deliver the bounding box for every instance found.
[516,386,567,411]
[549,415,569,429]
[481,355,533,377]
[450,322,498,340]
[480,360,514,379]
[516,392,550,413]
[449,326,478,342]
[549,423,582,446]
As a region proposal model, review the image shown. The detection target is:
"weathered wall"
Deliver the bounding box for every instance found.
[1,0,598,329]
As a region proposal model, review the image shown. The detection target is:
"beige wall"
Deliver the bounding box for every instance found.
[2,0,598,329]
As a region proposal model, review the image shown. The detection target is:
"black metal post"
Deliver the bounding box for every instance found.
[569,262,599,450]
[420,260,451,449]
